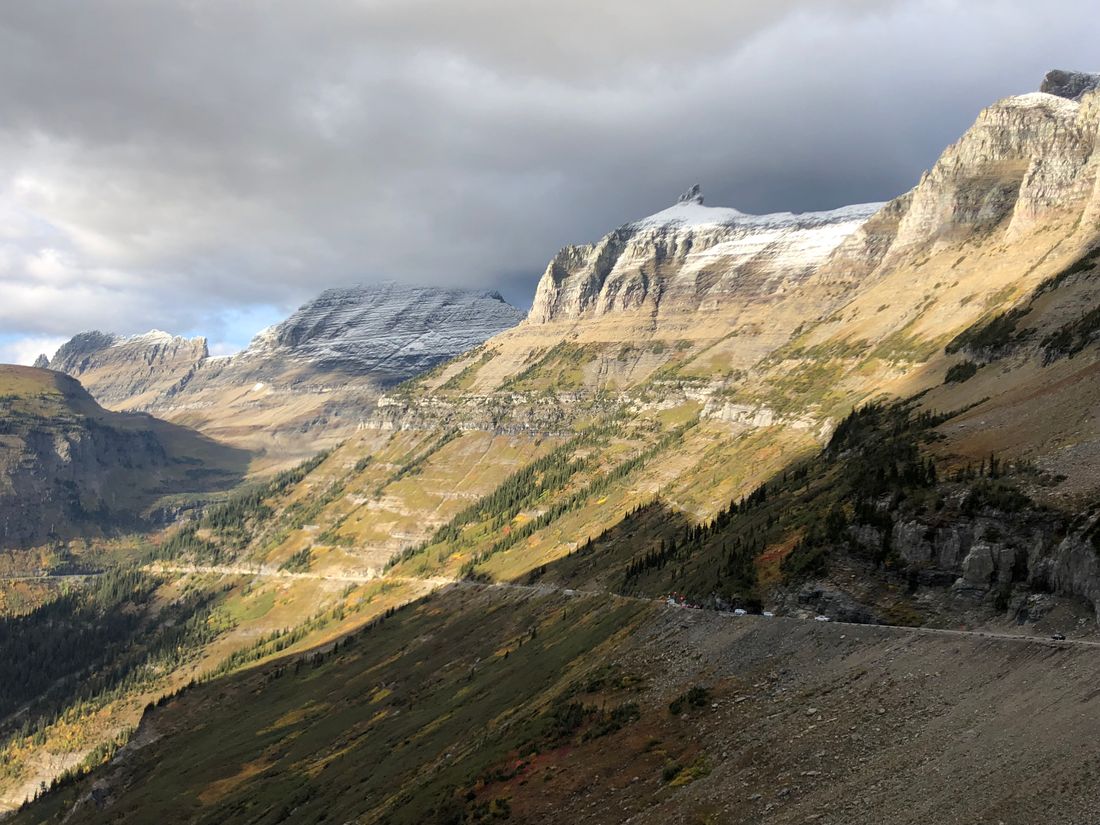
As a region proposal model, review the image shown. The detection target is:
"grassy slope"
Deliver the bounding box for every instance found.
[16,585,1100,825]
[0,569,425,810]
[919,246,1100,501]
[15,587,650,824]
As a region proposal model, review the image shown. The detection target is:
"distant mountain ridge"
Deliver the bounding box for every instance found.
[45,330,209,410]
[245,283,524,381]
[42,284,525,465]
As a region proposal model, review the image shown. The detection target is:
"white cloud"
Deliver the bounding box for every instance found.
[0,335,67,366]
[208,341,243,358]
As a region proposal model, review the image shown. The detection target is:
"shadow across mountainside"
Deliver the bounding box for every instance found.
[0,365,249,553]
[17,575,1100,825]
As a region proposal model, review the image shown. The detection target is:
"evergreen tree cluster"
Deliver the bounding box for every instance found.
[153,449,333,564]
[0,571,231,769]
[463,420,696,571]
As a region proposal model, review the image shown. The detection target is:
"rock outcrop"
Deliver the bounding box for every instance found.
[882,91,1092,250]
[1040,69,1100,101]
[47,330,209,409]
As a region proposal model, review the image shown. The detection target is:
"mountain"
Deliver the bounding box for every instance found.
[47,331,209,410]
[0,366,246,553]
[368,84,1100,446]
[46,284,525,465]
[198,73,1100,603]
[367,191,888,436]
[528,187,881,323]
[248,283,526,381]
[13,70,1100,823]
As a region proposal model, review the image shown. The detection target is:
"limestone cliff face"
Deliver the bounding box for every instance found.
[48,330,209,410]
[528,188,881,324]
[527,85,1100,333]
[884,92,1094,252]
[798,86,1100,349]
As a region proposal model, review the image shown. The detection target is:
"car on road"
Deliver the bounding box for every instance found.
[814,615,831,622]
[1051,632,1066,641]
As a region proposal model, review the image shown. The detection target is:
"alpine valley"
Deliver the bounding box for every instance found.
[6,71,1100,825]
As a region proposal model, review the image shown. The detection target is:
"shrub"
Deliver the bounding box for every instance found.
[945,306,1030,355]
[944,360,979,383]
[668,685,710,715]
[583,702,641,741]
[669,755,711,787]
[662,762,683,782]
[279,547,312,572]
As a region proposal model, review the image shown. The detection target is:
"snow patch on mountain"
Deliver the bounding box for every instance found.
[1004,92,1081,113]
[235,283,524,382]
[530,189,884,324]
[629,187,882,231]
[112,329,181,348]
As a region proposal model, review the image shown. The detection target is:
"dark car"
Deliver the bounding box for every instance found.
[1051,633,1066,641]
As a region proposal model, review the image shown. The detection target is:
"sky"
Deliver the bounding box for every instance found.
[1,0,1098,363]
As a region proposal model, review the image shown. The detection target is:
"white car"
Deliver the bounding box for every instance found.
[762,611,775,618]
[733,608,748,616]
[814,615,831,622]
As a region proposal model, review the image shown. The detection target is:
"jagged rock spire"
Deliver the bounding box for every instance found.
[32,354,49,369]
[677,184,704,205]
[1041,70,1100,101]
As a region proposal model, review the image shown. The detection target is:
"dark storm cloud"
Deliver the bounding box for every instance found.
[0,0,1098,359]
